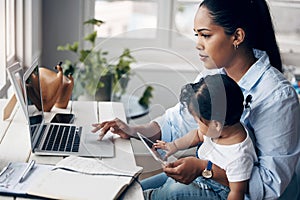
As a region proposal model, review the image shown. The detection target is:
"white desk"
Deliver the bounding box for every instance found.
[0,99,143,200]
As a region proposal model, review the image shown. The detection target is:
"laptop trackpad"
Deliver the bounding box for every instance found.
[81,133,114,157]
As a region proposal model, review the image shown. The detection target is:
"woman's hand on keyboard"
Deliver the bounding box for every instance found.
[91,118,135,140]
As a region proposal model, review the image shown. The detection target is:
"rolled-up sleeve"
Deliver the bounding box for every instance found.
[153,103,198,142]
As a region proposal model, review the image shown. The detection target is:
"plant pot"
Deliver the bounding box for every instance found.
[95,74,113,101]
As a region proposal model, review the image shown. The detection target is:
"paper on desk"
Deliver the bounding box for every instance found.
[54,155,142,176]
[27,156,143,200]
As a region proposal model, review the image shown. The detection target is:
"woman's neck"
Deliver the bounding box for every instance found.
[224,48,256,82]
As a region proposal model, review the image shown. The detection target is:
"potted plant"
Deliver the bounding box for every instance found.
[57,18,153,107]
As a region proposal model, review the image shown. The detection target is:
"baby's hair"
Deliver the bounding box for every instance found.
[180,74,244,126]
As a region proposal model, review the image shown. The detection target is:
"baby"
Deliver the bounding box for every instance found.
[154,74,257,200]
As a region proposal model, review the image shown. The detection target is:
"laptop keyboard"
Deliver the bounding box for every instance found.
[41,125,81,152]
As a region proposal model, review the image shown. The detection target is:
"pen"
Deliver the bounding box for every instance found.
[0,163,11,177]
[19,160,35,183]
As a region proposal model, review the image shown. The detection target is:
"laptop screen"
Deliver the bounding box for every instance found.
[24,63,44,141]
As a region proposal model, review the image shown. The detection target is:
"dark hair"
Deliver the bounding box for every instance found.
[180,74,244,126]
[200,0,282,72]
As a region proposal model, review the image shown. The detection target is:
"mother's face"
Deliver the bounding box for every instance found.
[194,6,236,69]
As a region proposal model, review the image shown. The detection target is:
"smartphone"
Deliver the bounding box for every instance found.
[50,113,75,124]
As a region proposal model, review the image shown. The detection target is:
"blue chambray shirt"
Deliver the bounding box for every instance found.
[153,49,300,199]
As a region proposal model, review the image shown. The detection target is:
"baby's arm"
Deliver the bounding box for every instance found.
[154,129,203,157]
[228,180,248,200]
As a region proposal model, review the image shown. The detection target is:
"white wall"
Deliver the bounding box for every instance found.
[41,0,82,68]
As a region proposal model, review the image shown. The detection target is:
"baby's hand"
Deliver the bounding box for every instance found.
[153,140,178,157]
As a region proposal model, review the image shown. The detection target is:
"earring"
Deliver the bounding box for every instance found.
[234,44,239,50]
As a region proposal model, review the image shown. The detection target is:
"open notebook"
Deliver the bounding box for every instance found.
[28,156,143,200]
[0,156,142,199]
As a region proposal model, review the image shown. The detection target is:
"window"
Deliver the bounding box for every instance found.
[0,0,17,97]
[93,0,200,41]
[85,0,300,65]
[85,0,200,65]
[6,0,16,60]
[0,0,26,98]
[173,1,199,41]
[94,0,158,38]
[268,0,300,53]
[0,1,7,91]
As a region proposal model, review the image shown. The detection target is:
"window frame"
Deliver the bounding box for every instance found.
[0,0,25,98]
[0,0,8,93]
[0,0,16,98]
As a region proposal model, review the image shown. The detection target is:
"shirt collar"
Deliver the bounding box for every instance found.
[238,49,271,91]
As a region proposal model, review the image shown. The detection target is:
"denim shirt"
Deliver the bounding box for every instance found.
[153,49,300,199]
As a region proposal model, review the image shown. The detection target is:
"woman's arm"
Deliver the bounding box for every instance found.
[163,157,229,186]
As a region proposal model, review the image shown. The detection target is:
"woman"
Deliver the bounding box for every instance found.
[93,0,300,199]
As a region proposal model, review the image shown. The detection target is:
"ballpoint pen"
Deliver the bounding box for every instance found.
[0,163,11,177]
[19,160,36,183]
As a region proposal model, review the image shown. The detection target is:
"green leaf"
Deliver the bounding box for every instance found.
[84,31,97,45]
[84,18,105,26]
[57,42,78,53]
[61,60,75,76]
[139,86,154,108]
[79,50,91,62]
[69,42,79,52]
[113,48,136,82]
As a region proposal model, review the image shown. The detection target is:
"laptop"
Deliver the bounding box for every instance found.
[137,132,177,165]
[22,61,114,157]
[7,62,27,118]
